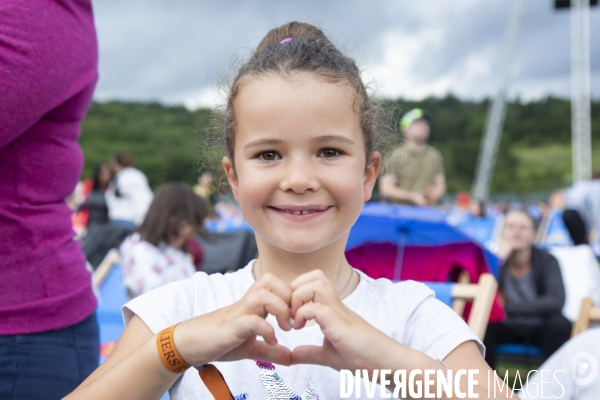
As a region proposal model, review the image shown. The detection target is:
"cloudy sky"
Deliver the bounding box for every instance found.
[92,0,600,109]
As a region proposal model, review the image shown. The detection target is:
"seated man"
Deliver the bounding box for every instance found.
[484,210,571,369]
[379,109,446,206]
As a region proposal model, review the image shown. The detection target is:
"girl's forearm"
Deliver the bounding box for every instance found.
[64,336,180,400]
[378,344,511,400]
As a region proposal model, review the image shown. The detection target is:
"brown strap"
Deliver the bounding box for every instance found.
[199,364,234,400]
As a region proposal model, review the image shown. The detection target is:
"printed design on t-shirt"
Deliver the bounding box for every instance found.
[233,361,321,399]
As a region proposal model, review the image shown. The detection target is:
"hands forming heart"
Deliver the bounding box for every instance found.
[174,270,402,374]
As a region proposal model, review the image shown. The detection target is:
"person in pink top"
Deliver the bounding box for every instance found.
[0,1,99,398]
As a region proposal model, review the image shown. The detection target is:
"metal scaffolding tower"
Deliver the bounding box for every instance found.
[472,0,526,201]
[570,0,593,182]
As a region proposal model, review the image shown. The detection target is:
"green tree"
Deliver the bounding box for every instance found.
[79,98,599,195]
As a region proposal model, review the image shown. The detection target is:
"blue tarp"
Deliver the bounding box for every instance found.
[542,210,572,247]
[454,215,500,249]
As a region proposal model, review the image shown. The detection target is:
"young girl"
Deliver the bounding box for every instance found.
[119,182,207,298]
[67,22,510,399]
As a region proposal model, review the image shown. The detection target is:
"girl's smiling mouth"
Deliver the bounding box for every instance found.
[267,205,332,219]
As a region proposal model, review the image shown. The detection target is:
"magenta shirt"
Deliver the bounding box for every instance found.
[0,0,98,334]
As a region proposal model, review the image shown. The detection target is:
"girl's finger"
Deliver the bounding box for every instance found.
[291,344,326,366]
[292,301,337,330]
[248,342,292,366]
[244,289,292,331]
[290,279,337,318]
[235,314,278,345]
[252,272,293,304]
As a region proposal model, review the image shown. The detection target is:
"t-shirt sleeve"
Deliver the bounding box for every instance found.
[122,277,196,334]
[402,283,484,361]
[388,147,403,183]
[431,148,445,177]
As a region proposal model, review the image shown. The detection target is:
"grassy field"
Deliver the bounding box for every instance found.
[510,143,600,193]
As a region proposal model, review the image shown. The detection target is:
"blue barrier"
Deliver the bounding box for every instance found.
[97,265,129,363]
[496,344,543,357]
[422,282,454,307]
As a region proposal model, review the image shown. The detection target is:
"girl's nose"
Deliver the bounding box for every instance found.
[279,156,320,194]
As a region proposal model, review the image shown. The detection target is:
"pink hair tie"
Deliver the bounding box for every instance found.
[280,37,293,44]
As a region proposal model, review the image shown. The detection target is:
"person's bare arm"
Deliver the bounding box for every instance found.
[424,173,446,205]
[379,175,427,206]
[66,274,294,399]
[383,341,514,399]
[442,340,514,399]
[64,315,179,400]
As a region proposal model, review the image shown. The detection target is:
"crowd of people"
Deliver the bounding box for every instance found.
[74,152,153,233]
[376,107,596,378]
[1,2,598,399]
[376,108,597,381]
[69,152,219,300]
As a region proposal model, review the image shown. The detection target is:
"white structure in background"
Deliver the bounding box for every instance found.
[472,0,525,201]
[571,0,593,182]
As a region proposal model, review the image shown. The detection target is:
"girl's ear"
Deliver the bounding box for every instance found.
[222,156,240,202]
[363,151,381,202]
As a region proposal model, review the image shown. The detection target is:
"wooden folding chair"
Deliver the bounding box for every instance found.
[572,297,600,337]
[452,273,497,340]
[425,272,497,340]
[92,249,120,288]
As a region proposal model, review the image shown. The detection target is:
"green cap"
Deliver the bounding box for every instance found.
[400,108,431,131]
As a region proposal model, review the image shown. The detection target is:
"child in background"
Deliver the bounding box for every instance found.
[119,182,207,298]
[67,22,510,400]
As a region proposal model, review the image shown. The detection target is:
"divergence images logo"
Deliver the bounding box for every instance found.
[572,351,598,386]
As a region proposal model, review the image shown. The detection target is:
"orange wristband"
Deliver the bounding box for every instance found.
[156,324,191,374]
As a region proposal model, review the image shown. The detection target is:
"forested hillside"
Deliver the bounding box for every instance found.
[79,97,600,194]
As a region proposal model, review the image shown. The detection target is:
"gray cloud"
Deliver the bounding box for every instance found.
[92,0,600,107]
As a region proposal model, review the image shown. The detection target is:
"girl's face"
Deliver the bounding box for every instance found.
[223,73,380,254]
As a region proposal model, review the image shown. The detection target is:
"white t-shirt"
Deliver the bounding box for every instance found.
[106,167,154,226]
[564,179,600,231]
[123,260,483,399]
[119,233,196,298]
[519,328,600,400]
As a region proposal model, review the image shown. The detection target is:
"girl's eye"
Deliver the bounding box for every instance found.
[258,151,279,161]
[319,149,341,159]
